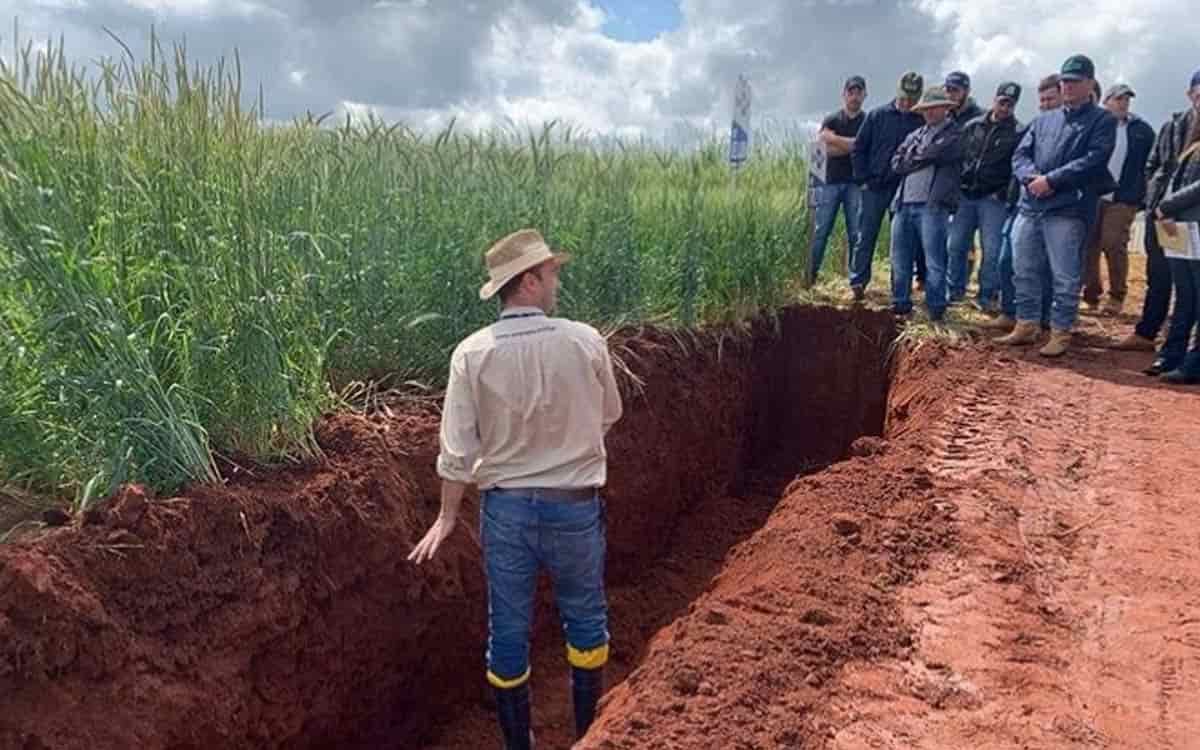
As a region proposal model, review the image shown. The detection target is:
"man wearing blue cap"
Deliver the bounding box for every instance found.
[945,71,985,124]
[999,54,1117,357]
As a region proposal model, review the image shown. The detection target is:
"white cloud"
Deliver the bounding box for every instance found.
[3,0,1198,141]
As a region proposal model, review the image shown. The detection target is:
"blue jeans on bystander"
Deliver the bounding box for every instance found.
[891,203,950,319]
[1012,212,1087,331]
[948,196,1008,306]
[808,181,863,282]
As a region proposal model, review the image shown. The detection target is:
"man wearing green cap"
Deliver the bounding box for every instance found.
[1000,54,1117,357]
[850,71,925,301]
[948,81,1024,310]
[888,85,964,321]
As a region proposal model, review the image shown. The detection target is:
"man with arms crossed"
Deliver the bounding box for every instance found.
[889,85,964,321]
[410,229,624,750]
[809,75,867,284]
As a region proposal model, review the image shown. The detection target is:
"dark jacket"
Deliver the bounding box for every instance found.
[960,112,1023,200]
[1158,145,1200,222]
[1146,109,1197,212]
[891,119,964,211]
[1108,114,1157,206]
[852,100,925,192]
[953,98,985,125]
[1012,101,1117,220]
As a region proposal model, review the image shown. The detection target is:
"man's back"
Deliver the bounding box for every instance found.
[438,308,623,491]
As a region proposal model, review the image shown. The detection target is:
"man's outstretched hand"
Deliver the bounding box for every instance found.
[408,514,457,564]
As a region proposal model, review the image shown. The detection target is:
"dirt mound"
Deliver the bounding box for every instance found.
[0,305,896,750]
[573,343,984,749]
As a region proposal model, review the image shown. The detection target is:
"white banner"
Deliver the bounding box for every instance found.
[728,74,751,166]
[808,137,827,184]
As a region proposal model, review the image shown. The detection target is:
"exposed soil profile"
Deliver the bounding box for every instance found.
[1,306,899,750]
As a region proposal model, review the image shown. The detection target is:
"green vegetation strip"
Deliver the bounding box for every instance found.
[0,37,865,505]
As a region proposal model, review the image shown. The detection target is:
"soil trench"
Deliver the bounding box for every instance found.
[0,305,896,750]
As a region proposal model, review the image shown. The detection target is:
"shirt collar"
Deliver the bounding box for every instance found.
[499,305,546,320]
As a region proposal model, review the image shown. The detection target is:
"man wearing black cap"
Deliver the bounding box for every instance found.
[948,82,1023,310]
[1000,54,1116,357]
[851,71,925,300]
[809,76,868,284]
[1082,83,1155,315]
[945,71,985,124]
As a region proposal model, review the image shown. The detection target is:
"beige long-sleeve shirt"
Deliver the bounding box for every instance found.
[436,307,623,490]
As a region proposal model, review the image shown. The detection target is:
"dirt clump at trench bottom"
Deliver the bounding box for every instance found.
[0,304,934,750]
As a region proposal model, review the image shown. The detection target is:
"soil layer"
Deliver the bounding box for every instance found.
[0,305,895,750]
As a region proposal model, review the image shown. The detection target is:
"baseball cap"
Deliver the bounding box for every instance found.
[945,71,971,90]
[1060,54,1096,81]
[844,75,867,92]
[996,81,1022,103]
[898,71,924,99]
[1104,83,1136,101]
[1191,68,1200,90]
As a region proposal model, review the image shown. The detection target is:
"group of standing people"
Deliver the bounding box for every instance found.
[811,56,1200,375]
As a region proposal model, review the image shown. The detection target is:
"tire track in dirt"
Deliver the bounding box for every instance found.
[823,346,1200,750]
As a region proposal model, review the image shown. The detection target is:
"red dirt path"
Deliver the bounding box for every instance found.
[577,336,1200,749]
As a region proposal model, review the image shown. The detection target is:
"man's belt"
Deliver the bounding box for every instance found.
[489,486,599,501]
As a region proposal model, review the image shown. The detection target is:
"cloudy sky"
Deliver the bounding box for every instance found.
[2,0,1198,142]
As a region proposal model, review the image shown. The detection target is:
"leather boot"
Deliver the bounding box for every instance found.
[494,683,534,750]
[982,314,1016,331]
[1039,328,1072,357]
[996,320,1039,345]
[572,667,604,740]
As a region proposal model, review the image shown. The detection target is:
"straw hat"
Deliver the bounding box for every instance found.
[912,85,955,112]
[478,229,570,300]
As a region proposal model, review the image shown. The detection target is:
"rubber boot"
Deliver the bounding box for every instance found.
[494,683,534,750]
[572,666,604,740]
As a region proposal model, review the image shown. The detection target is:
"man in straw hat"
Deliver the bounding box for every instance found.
[409,228,623,749]
[1000,54,1116,357]
[888,84,964,322]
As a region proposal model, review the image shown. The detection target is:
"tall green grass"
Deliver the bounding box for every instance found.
[0,34,860,504]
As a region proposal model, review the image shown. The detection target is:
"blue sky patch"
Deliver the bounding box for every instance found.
[596,0,683,42]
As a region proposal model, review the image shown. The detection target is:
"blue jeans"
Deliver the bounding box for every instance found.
[948,196,1008,305]
[481,488,609,687]
[1160,259,1200,373]
[999,213,1052,321]
[1012,213,1087,331]
[891,203,950,319]
[808,182,863,282]
[851,185,896,289]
